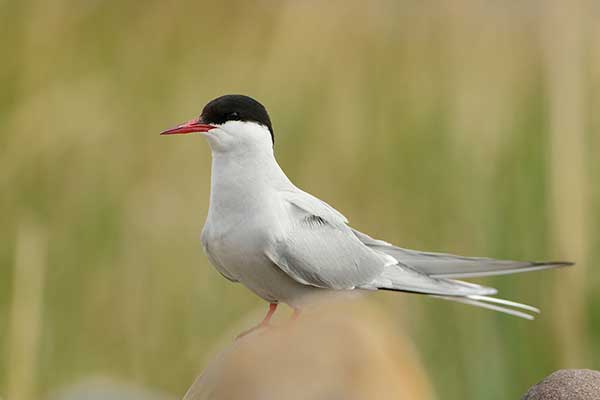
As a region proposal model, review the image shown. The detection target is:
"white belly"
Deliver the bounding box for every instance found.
[202,217,325,307]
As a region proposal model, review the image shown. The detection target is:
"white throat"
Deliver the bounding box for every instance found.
[206,126,293,224]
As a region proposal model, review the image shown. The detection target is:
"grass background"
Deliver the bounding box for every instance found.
[1,1,598,399]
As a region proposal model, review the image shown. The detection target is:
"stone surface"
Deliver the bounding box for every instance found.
[522,369,600,400]
[182,301,434,400]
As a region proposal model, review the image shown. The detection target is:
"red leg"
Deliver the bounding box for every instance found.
[262,302,278,324]
[236,303,278,339]
[291,307,301,321]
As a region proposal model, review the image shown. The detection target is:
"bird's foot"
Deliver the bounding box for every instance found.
[291,308,301,321]
[235,322,272,340]
[236,303,279,340]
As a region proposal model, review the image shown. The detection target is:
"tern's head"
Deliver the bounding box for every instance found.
[160,94,274,153]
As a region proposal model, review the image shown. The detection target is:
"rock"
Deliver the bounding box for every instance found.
[182,301,434,400]
[522,369,600,400]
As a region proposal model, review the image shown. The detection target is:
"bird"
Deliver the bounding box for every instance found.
[161,94,573,337]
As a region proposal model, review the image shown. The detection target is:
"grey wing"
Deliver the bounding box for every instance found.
[266,191,389,290]
[352,229,573,278]
[267,191,496,297]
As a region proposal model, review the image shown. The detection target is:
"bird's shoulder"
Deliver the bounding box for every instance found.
[278,189,348,227]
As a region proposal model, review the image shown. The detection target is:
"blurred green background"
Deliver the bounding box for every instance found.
[1,0,598,399]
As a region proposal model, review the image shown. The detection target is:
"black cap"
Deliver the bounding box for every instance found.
[200,95,274,144]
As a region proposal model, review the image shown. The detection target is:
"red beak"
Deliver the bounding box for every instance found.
[160,119,216,135]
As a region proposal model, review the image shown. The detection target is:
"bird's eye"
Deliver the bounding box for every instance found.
[229,112,239,119]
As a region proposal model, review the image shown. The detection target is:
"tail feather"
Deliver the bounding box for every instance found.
[432,295,538,320]
[468,295,540,314]
[367,262,497,297]
[352,228,573,319]
[373,263,544,320]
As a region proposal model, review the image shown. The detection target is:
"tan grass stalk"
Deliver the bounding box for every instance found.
[542,0,590,367]
[6,220,47,400]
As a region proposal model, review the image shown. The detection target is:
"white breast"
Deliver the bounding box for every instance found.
[201,139,325,305]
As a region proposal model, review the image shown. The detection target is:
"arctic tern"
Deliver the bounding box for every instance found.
[161,94,572,336]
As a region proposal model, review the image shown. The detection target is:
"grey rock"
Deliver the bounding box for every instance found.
[522,369,600,400]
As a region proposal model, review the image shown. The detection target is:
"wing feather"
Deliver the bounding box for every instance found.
[352,229,573,278]
[266,191,387,289]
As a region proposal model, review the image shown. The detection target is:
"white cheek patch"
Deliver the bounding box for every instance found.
[220,121,272,143]
[204,121,273,154]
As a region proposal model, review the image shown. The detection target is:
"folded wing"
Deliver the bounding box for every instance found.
[266,191,572,319]
[267,191,495,297]
[266,190,386,290]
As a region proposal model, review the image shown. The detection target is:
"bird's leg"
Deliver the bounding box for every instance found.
[236,303,278,339]
[291,307,301,321]
[262,302,278,324]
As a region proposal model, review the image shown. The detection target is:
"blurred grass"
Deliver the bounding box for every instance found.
[1,0,598,399]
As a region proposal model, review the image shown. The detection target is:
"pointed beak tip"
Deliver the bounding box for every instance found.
[160,120,216,136]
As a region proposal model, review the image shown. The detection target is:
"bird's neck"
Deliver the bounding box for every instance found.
[208,147,293,219]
